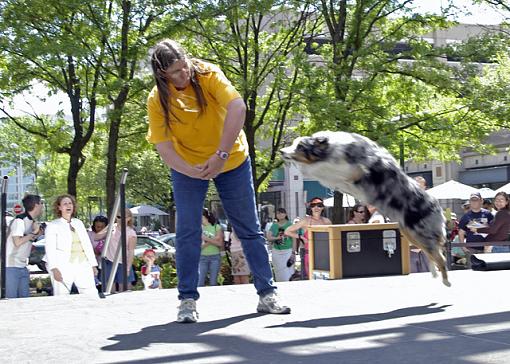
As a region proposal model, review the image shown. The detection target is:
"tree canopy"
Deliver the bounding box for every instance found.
[2,0,510,223]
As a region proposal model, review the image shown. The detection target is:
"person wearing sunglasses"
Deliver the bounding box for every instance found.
[285,197,332,279]
[347,204,367,224]
[44,194,98,296]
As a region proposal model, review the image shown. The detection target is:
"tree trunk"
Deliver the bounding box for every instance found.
[331,190,345,224]
[67,150,81,198]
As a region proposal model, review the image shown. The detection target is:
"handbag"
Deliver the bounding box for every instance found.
[94,239,105,255]
[470,253,510,271]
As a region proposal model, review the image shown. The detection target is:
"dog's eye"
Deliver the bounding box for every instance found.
[296,143,306,152]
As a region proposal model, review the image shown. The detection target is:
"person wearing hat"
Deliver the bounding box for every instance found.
[470,191,510,253]
[141,249,162,289]
[458,192,494,253]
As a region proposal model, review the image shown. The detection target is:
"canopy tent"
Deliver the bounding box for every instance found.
[130,205,169,216]
[324,193,356,208]
[478,187,497,199]
[496,182,510,194]
[426,180,478,200]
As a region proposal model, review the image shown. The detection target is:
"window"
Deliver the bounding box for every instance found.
[436,166,442,177]
[424,164,427,169]
[294,175,299,180]
[475,160,479,165]
[504,156,508,162]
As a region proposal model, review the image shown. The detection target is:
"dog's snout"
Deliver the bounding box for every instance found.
[280,145,293,159]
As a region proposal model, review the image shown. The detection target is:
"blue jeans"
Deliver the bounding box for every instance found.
[492,245,510,253]
[103,260,135,284]
[198,254,221,286]
[5,267,30,298]
[172,157,276,300]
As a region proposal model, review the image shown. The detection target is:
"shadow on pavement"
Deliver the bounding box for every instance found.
[103,304,510,364]
[267,303,452,328]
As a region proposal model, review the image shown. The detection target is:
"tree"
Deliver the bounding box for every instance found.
[180,0,316,193]
[91,0,171,214]
[0,0,107,198]
[302,0,501,222]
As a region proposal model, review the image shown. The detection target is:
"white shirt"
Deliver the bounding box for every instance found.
[6,214,35,268]
[368,211,386,224]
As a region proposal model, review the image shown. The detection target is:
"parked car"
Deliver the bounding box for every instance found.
[28,235,175,273]
[135,235,175,258]
[29,238,47,272]
[157,233,176,248]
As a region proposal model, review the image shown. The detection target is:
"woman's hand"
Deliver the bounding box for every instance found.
[196,154,226,180]
[92,267,98,277]
[52,268,63,282]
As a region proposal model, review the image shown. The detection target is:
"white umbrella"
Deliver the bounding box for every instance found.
[130,205,169,216]
[478,187,496,199]
[324,193,356,207]
[495,182,510,194]
[426,180,478,200]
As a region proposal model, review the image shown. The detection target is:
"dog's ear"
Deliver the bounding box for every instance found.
[296,136,330,162]
[314,136,329,148]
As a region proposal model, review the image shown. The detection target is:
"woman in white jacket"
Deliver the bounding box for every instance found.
[44,194,98,296]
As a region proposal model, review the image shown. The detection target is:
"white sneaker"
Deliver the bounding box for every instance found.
[176,298,198,323]
[257,291,291,314]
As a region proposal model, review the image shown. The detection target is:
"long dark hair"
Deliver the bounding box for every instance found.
[306,196,325,216]
[92,215,109,232]
[494,191,510,211]
[348,204,367,221]
[276,207,289,222]
[202,208,217,225]
[149,39,208,128]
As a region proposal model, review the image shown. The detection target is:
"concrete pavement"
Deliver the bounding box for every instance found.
[1,270,510,363]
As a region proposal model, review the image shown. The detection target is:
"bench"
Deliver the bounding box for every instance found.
[446,241,510,270]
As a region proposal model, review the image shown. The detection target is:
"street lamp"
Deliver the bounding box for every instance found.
[10,143,23,202]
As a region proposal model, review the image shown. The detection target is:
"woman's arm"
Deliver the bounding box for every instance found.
[285,218,308,239]
[203,226,224,248]
[127,234,137,269]
[156,141,204,178]
[266,225,278,242]
[197,98,246,180]
[477,211,506,235]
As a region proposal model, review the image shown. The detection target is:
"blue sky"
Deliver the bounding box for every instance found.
[410,0,507,24]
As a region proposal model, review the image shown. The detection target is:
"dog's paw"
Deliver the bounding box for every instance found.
[442,278,451,287]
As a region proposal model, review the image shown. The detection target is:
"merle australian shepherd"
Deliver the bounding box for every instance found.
[281,131,450,286]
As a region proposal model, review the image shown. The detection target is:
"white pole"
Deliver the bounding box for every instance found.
[18,151,23,201]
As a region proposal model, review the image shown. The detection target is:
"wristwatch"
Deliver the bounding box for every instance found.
[216,150,230,160]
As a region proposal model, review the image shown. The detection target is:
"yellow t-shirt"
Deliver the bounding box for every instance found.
[146,60,249,172]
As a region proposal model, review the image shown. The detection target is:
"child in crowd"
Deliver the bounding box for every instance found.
[141,249,162,290]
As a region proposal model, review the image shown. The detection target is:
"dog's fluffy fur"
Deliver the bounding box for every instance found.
[281,131,450,286]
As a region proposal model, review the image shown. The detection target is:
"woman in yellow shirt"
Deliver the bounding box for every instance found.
[147,39,290,323]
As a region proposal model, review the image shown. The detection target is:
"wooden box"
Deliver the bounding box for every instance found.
[308,223,410,279]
